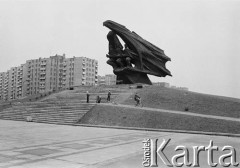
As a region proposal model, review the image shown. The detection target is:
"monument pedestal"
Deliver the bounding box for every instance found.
[114,67,152,85]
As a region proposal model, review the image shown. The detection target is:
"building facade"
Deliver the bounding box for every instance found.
[0,65,26,101]
[98,74,116,85]
[105,74,117,85]
[153,82,170,88]
[97,75,106,85]
[0,54,98,101]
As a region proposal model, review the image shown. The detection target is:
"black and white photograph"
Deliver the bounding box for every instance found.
[0,0,240,167]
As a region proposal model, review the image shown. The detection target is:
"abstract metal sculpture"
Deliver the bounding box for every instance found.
[103,20,172,85]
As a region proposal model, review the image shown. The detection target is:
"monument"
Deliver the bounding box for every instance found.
[103,20,172,85]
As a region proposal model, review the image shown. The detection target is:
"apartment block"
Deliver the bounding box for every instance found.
[0,54,98,101]
[98,76,106,85]
[0,64,26,101]
[0,72,8,101]
[105,74,117,85]
[98,74,116,85]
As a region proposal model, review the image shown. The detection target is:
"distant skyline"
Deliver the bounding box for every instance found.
[0,0,239,99]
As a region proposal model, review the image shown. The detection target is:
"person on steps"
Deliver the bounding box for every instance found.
[96,95,101,103]
[107,90,111,102]
[86,91,89,103]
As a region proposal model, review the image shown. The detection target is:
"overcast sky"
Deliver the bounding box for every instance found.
[0,0,239,99]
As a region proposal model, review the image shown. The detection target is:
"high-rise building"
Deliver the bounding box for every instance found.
[0,54,98,101]
[0,64,25,101]
[0,72,8,101]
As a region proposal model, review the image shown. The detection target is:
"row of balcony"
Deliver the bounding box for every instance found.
[40,62,47,65]
[17,72,23,75]
[28,62,46,66]
[83,77,98,80]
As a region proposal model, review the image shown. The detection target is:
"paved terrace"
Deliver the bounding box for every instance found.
[0,120,239,168]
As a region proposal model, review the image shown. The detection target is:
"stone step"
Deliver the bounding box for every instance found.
[13,101,97,104]
[0,118,25,122]
[4,109,91,113]
[0,111,87,116]
[9,107,95,110]
[31,117,83,121]
[42,101,98,104]
[32,114,84,118]
[5,106,93,109]
[32,118,79,122]
[31,114,86,118]
[51,93,119,97]
[32,120,76,125]
[1,113,84,117]
[10,104,96,108]
[0,90,100,125]
[10,103,96,106]
[0,118,78,124]
[19,112,86,116]
[2,106,92,110]
[1,115,84,121]
[45,95,118,99]
[1,110,88,114]
[29,109,88,112]
[0,117,25,121]
[21,107,91,110]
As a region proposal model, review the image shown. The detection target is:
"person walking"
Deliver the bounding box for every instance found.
[107,90,111,102]
[86,91,89,103]
[134,93,142,107]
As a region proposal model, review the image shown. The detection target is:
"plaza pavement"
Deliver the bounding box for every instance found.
[0,120,239,168]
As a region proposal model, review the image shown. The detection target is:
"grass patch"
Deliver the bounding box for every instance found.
[122,86,240,118]
[80,105,240,134]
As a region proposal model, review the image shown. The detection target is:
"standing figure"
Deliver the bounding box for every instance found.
[107,90,111,102]
[86,91,89,103]
[134,93,142,107]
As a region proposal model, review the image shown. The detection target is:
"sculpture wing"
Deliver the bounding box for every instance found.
[103,20,172,77]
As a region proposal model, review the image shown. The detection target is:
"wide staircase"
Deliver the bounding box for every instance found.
[0,101,95,125]
[0,85,134,125]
